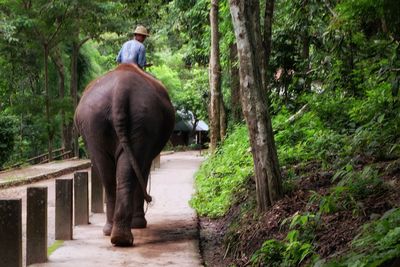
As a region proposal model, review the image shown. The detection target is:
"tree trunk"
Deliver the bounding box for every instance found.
[229,0,283,211]
[44,43,53,162]
[263,0,275,76]
[230,43,242,123]
[251,1,267,91]
[52,49,73,152]
[219,96,227,140]
[302,0,311,92]
[209,0,222,152]
[70,42,79,157]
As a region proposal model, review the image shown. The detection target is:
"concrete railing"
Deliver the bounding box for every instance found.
[0,169,103,267]
[0,154,162,267]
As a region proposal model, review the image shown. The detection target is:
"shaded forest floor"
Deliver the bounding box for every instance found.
[199,157,400,266]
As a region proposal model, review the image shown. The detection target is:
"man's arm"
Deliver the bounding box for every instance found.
[116,49,122,63]
[137,45,146,68]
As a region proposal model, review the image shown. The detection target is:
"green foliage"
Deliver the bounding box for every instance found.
[309,165,386,215]
[322,208,400,266]
[273,106,348,166]
[251,235,314,267]
[150,43,209,122]
[166,0,210,66]
[47,240,63,256]
[251,212,318,266]
[151,64,181,94]
[342,90,397,160]
[307,92,355,132]
[283,230,315,266]
[0,115,18,168]
[0,0,160,165]
[78,41,108,90]
[251,239,286,267]
[335,166,385,199]
[190,125,253,218]
[281,212,317,235]
[273,81,400,169]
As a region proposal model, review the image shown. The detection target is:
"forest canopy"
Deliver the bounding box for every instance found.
[1,0,400,265]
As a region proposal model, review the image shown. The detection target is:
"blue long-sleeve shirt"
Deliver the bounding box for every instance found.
[116,39,146,68]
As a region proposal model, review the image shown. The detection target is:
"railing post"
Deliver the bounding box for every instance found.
[154,154,161,168]
[0,199,22,267]
[74,171,89,225]
[91,165,104,213]
[55,178,73,240]
[27,187,48,265]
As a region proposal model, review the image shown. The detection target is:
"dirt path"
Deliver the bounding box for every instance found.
[0,151,204,267]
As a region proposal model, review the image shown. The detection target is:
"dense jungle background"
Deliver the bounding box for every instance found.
[1,0,399,266]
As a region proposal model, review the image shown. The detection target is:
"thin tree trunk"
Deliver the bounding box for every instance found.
[70,42,80,157]
[229,0,283,211]
[251,1,267,91]
[52,49,72,152]
[44,43,53,162]
[209,0,222,152]
[219,97,227,140]
[263,0,275,75]
[302,0,311,92]
[230,43,242,123]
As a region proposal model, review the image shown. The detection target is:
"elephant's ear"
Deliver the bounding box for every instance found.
[112,86,152,203]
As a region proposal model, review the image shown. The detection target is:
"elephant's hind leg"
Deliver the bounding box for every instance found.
[131,161,152,229]
[89,147,116,236]
[111,151,136,246]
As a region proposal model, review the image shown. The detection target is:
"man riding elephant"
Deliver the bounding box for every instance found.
[116,25,153,69]
[74,63,175,246]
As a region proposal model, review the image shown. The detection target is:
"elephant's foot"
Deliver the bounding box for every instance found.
[131,216,147,229]
[103,222,113,236]
[111,226,133,247]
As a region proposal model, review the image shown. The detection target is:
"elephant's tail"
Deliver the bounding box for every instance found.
[121,143,152,203]
[112,82,152,203]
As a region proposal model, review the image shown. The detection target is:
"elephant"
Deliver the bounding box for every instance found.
[74,63,175,246]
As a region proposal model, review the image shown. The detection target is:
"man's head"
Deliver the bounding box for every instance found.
[133,25,149,43]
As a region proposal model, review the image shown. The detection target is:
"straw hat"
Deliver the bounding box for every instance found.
[134,25,150,36]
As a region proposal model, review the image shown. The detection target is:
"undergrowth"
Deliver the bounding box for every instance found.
[193,86,400,265]
[322,208,400,267]
[309,165,387,216]
[251,212,319,266]
[190,125,253,218]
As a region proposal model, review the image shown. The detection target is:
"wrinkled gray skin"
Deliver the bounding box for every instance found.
[74,64,175,246]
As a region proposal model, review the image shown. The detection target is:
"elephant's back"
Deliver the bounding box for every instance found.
[74,72,116,137]
[74,64,174,143]
[108,64,174,119]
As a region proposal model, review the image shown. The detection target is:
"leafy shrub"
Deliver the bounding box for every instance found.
[349,110,400,160]
[0,115,18,168]
[309,186,358,215]
[273,108,348,166]
[190,124,253,218]
[251,233,315,267]
[307,92,356,132]
[322,208,400,266]
[251,212,318,266]
[281,212,318,240]
[309,165,386,215]
[334,165,386,199]
[343,78,399,159]
[251,239,286,267]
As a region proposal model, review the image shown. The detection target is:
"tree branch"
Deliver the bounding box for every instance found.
[323,0,337,18]
[48,2,72,46]
[78,36,91,49]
